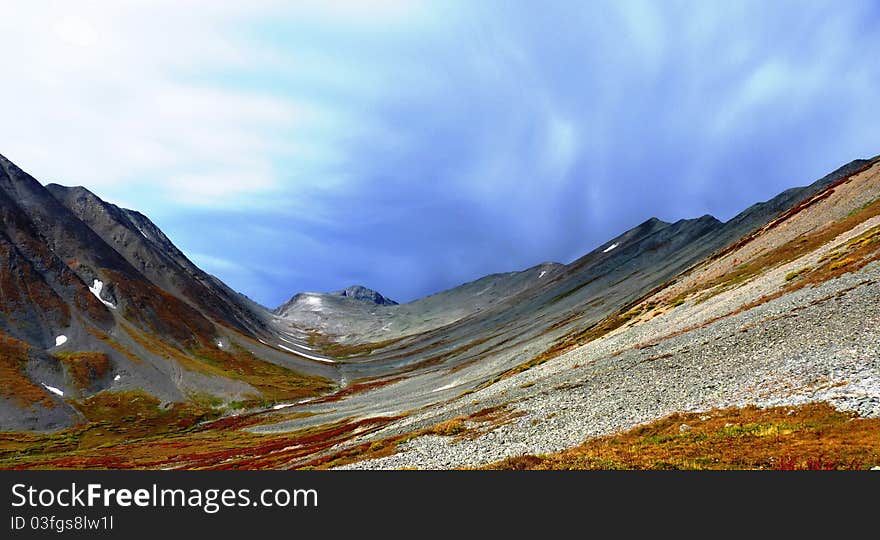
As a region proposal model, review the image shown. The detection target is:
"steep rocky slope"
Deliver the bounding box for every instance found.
[333,157,880,468]
[47,184,270,337]
[0,153,335,431]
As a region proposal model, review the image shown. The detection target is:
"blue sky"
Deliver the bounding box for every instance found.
[1,1,879,306]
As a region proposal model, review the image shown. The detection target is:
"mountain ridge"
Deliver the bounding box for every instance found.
[45,183,270,337]
[0,152,337,431]
[1,151,879,455]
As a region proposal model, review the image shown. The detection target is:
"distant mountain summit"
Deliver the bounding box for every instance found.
[332,285,398,306]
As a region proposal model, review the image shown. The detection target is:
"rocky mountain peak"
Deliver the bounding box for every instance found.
[332,285,398,305]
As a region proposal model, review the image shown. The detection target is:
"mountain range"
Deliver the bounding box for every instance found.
[1,151,879,469]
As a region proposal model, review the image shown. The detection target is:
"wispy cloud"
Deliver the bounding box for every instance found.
[2,1,879,306]
[189,253,243,273]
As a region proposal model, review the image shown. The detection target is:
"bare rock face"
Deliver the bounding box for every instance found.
[0,152,327,432]
[332,285,398,306]
[45,184,269,337]
[0,153,225,350]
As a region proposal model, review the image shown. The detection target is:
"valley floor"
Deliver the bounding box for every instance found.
[3,254,879,471]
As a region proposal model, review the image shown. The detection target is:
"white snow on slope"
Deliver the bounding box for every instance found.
[276,343,336,364]
[538,271,547,279]
[272,397,318,411]
[279,335,317,350]
[89,279,116,308]
[42,383,64,397]
[303,295,322,308]
[432,382,458,393]
[602,243,619,253]
[55,335,67,347]
[114,374,121,382]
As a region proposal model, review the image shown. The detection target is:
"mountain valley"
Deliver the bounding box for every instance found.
[1,152,879,469]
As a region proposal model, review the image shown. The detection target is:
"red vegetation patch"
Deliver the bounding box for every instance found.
[304,405,525,469]
[0,408,398,470]
[308,376,404,404]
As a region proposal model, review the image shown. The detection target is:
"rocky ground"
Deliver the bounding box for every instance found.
[340,259,880,469]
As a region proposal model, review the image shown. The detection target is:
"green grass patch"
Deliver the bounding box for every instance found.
[784,266,812,282]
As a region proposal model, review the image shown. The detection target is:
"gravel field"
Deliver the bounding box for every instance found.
[340,259,880,469]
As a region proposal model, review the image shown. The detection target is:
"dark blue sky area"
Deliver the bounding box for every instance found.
[4,1,880,306]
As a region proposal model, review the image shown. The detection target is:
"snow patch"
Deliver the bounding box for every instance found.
[602,243,619,253]
[270,398,315,410]
[278,335,315,351]
[278,334,316,350]
[538,270,547,279]
[42,383,64,397]
[276,343,336,364]
[432,382,458,393]
[216,340,224,348]
[303,295,322,309]
[55,335,67,347]
[88,279,116,308]
[114,374,121,382]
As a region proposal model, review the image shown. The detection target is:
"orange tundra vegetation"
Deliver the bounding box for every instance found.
[0,333,53,408]
[102,268,217,347]
[51,351,111,391]
[486,402,880,470]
